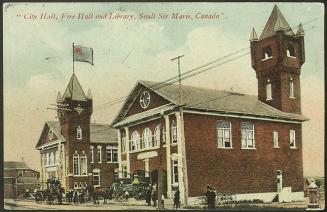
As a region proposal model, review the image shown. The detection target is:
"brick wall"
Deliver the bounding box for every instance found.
[183,113,303,197]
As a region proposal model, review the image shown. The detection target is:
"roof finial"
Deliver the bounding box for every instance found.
[249,27,258,41]
[296,23,305,36]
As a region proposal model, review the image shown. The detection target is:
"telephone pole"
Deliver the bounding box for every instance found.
[171,55,184,104]
[157,122,164,209]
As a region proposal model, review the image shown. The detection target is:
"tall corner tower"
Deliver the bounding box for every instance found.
[249,5,305,113]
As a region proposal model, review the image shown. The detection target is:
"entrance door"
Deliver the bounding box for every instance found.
[150,169,167,195]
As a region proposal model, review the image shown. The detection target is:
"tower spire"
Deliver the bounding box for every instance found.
[249,27,258,41]
[296,23,305,36]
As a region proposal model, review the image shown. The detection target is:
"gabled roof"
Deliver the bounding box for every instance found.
[259,5,295,40]
[61,73,88,101]
[4,161,30,170]
[36,122,118,148]
[112,80,308,126]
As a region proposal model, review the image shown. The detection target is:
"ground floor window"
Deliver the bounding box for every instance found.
[173,160,178,183]
[93,170,100,187]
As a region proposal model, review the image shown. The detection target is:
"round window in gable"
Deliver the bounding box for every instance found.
[140,91,151,109]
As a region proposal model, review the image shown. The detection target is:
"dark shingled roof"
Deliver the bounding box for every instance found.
[4,161,30,170]
[61,73,88,101]
[137,80,307,121]
[259,5,295,40]
[47,121,117,143]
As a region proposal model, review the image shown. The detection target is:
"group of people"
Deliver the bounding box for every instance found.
[46,176,61,189]
[65,188,86,205]
[143,184,180,209]
[205,186,216,209]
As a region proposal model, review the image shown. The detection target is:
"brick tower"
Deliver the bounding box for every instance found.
[57,73,93,189]
[250,5,305,113]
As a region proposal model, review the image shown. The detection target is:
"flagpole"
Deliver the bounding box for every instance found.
[72,42,75,74]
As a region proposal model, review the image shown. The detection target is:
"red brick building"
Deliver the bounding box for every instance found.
[4,161,39,199]
[35,74,118,191]
[112,6,308,204]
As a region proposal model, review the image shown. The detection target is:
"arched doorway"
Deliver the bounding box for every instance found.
[150,169,167,195]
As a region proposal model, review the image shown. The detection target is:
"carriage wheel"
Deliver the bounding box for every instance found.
[35,192,44,204]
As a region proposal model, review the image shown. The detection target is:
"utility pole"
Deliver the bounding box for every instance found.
[171,55,184,105]
[157,123,163,209]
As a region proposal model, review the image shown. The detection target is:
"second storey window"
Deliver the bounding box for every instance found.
[97,146,102,163]
[90,146,94,163]
[106,145,118,163]
[171,121,177,144]
[273,131,279,148]
[290,130,296,148]
[266,79,272,100]
[217,121,232,148]
[77,126,82,140]
[80,153,87,175]
[143,128,153,148]
[73,153,80,175]
[154,125,161,147]
[241,122,255,149]
[131,131,140,151]
[290,78,295,98]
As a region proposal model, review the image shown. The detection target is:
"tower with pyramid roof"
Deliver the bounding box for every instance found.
[57,73,93,189]
[250,5,305,114]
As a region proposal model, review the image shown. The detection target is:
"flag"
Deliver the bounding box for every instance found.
[73,45,94,65]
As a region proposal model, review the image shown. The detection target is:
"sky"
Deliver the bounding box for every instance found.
[3,2,324,177]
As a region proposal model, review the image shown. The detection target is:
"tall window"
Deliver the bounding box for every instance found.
[287,44,296,57]
[290,130,296,148]
[241,122,255,148]
[290,78,295,98]
[106,145,118,163]
[273,131,279,148]
[77,126,82,140]
[80,153,87,175]
[90,146,94,163]
[55,150,59,164]
[97,146,102,163]
[143,128,153,148]
[154,125,161,147]
[73,154,80,175]
[173,160,179,183]
[131,131,140,151]
[217,121,232,148]
[171,121,177,144]
[266,79,272,100]
[93,169,100,187]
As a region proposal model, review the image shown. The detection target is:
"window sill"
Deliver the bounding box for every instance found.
[73,175,89,177]
[287,55,296,59]
[274,146,280,149]
[241,147,256,150]
[290,147,297,149]
[172,183,179,187]
[261,57,273,61]
[130,146,160,153]
[289,96,296,99]
[107,162,118,164]
[266,98,272,101]
[171,143,178,146]
[217,147,233,149]
[94,185,100,188]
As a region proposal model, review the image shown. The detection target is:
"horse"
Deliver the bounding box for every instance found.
[87,186,110,204]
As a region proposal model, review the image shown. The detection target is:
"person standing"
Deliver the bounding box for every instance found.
[205,186,212,209]
[145,187,152,206]
[125,190,129,202]
[174,189,180,209]
[151,186,157,207]
[73,189,79,205]
[210,187,216,209]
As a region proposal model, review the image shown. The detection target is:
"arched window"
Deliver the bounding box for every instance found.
[262,46,272,59]
[217,121,232,148]
[143,128,153,148]
[155,125,161,147]
[289,78,295,98]
[266,79,272,100]
[80,153,87,176]
[171,121,177,144]
[241,122,255,149]
[73,153,80,175]
[287,44,296,57]
[131,131,140,151]
[77,126,82,140]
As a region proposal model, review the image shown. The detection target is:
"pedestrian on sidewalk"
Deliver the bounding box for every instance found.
[145,186,152,206]
[174,189,180,209]
[151,186,157,207]
[161,194,165,209]
[73,189,79,205]
[125,190,129,203]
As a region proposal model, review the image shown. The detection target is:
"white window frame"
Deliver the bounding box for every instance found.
[217,121,233,148]
[143,128,153,148]
[290,78,295,99]
[80,153,87,176]
[97,146,102,163]
[266,79,272,101]
[106,145,118,163]
[90,146,94,163]
[93,169,100,187]
[131,131,141,151]
[172,160,179,184]
[171,121,178,144]
[50,152,54,165]
[73,153,80,176]
[154,125,161,147]
[77,126,82,140]
[290,130,296,149]
[241,122,256,149]
[273,131,279,148]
